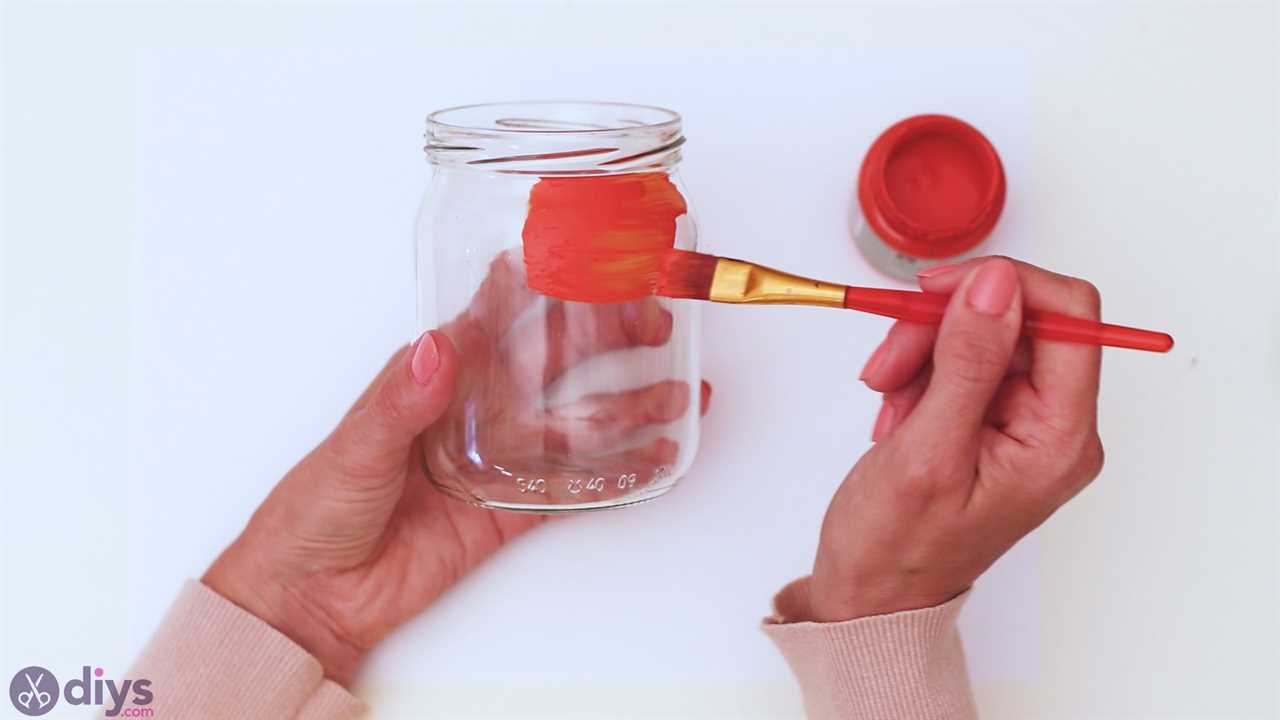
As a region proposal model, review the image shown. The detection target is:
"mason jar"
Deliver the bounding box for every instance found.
[416,101,701,512]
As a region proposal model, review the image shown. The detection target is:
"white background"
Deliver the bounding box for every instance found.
[2,2,1277,719]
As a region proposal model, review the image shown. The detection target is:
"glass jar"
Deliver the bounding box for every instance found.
[416,101,701,512]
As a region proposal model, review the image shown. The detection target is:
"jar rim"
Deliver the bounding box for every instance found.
[425,101,685,175]
[427,100,681,136]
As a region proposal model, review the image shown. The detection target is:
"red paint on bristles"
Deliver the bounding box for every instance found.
[522,173,687,303]
[653,248,718,300]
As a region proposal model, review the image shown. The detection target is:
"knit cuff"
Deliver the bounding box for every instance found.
[126,580,367,719]
[762,576,976,720]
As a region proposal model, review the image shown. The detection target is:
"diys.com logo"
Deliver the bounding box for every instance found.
[8,665,153,717]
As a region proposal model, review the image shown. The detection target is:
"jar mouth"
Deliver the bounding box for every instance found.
[425,101,684,175]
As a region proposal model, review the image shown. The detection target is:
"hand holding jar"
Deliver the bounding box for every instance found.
[203,102,711,684]
[203,252,713,683]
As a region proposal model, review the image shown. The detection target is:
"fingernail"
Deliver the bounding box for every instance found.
[917,262,962,279]
[871,402,895,442]
[859,342,889,382]
[411,331,440,385]
[966,260,1017,316]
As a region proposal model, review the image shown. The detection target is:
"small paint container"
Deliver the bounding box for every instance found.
[852,114,1006,281]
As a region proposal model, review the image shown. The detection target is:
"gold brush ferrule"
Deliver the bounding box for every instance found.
[708,258,847,307]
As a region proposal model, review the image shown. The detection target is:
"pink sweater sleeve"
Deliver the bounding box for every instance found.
[762,577,976,720]
[133,577,971,719]
[126,581,366,719]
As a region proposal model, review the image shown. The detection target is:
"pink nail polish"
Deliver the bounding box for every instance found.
[966,260,1017,316]
[860,342,889,382]
[917,262,963,279]
[411,331,440,385]
[871,402,895,442]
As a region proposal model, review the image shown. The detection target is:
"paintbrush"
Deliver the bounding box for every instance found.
[517,173,1172,352]
[653,249,1173,353]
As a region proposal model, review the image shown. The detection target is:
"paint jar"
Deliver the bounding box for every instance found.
[853,114,1006,281]
[417,101,700,512]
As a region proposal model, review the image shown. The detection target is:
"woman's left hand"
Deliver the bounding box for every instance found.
[202,329,536,686]
[204,260,710,685]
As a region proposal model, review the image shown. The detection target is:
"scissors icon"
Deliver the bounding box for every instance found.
[16,671,52,710]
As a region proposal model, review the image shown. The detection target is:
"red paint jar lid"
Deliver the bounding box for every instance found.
[857,114,1006,259]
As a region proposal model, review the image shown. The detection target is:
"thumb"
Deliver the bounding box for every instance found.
[907,258,1022,440]
[328,329,459,475]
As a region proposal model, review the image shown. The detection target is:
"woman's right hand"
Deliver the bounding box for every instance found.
[807,258,1106,621]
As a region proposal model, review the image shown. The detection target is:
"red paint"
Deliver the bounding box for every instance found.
[859,114,1005,259]
[522,173,687,302]
[652,248,718,300]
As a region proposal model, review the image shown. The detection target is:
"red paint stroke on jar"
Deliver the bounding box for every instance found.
[859,114,1005,259]
[522,173,687,303]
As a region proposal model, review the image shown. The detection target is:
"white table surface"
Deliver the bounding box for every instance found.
[2,2,1276,718]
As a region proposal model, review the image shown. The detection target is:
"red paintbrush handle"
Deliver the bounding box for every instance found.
[842,287,1173,353]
